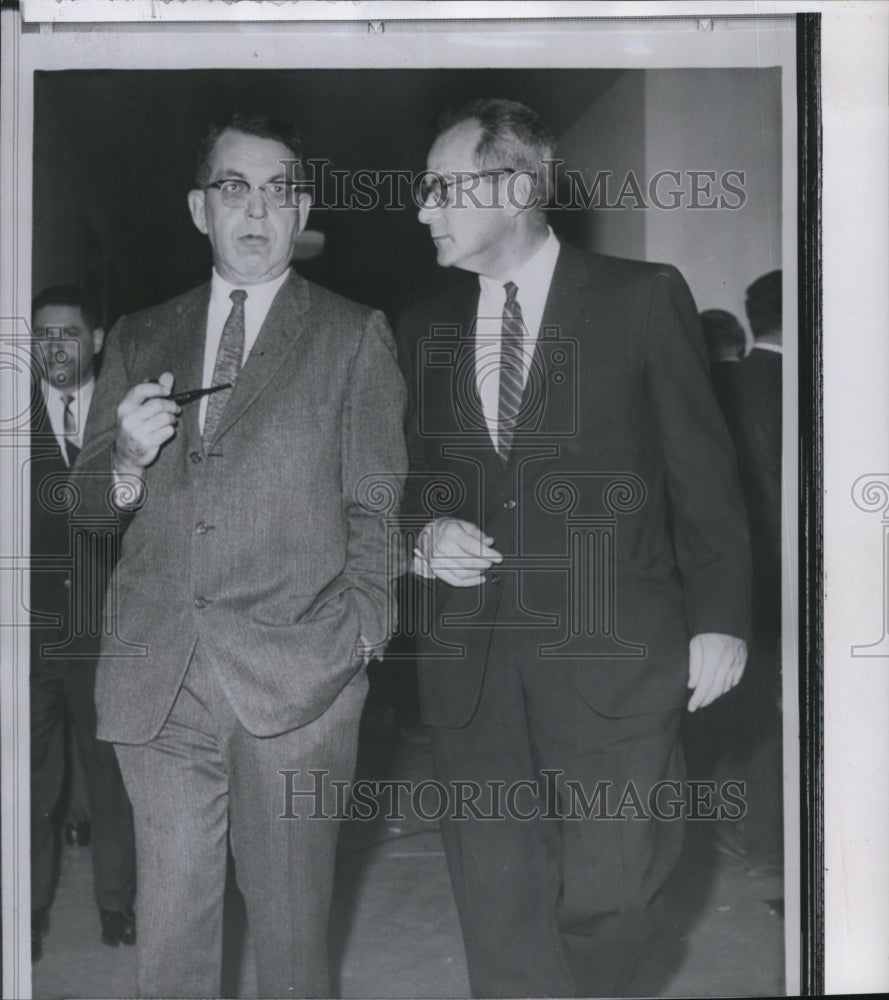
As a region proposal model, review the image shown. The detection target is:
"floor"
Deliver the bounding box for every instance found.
[30,702,785,999]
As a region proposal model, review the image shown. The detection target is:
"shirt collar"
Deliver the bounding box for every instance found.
[751,341,782,355]
[210,267,290,309]
[41,375,95,405]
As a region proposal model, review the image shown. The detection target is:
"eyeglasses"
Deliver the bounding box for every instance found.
[419,168,516,207]
[204,178,301,208]
[32,326,85,341]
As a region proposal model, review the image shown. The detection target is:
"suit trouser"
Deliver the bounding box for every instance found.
[431,647,685,999]
[114,644,367,999]
[30,657,136,913]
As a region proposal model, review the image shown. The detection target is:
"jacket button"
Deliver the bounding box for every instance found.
[489,573,501,585]
[195,521,209,535]
[194,596,209,609]
[189,451,202,464]
[503,499,516,509]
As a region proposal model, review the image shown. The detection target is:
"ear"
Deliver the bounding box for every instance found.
[92,327,105,355]
[295,191,311,235]
[505,170,538,217]
[187,189,208,235]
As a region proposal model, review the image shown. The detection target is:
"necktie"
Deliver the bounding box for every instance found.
[496,281,525,464]
[61,393,79,466]
[204,289,247,444]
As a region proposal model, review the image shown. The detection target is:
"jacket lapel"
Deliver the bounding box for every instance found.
[455,280,486,437]
[508,243,592,457]
[163,284,211,450]
[30,389,66,464]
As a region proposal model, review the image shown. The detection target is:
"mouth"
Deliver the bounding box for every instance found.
[238,235,269,248]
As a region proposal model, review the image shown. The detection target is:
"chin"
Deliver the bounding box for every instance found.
[435,247,458,268]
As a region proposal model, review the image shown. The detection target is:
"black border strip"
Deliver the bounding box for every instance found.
[797,11,823,996]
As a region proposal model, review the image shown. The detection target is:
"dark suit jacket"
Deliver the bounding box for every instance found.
[30,392,103,665]
[76,270,407,743]
[732,346,782,633]
[398,244,751,727]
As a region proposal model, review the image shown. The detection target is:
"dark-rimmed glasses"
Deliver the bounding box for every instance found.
[204,178,301,208]
[418,168,516,208]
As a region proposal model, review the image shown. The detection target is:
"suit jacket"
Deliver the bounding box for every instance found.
[732,347,782,632]
[76,270,407,743]
[30,392,104,666]
[398,244,751,727]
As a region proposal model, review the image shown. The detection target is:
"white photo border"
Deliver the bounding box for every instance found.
[0,3,844,997]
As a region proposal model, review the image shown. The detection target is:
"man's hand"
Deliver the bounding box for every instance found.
[112,372,180,476]
[687,632,747,712]
[413,517,502,587]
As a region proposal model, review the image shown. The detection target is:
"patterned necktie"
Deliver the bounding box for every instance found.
[204,289,247,444]
[61,392,79,466]
[496,281,525,464]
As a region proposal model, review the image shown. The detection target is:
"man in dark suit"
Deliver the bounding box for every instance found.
[736,271,782,622]
[699,307,747,431]
[76,113,407,998]
[399,99,751,997]
[29,286,136,960]
[727,270,783,857]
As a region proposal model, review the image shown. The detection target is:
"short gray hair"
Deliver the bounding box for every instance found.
[438,98,555,204]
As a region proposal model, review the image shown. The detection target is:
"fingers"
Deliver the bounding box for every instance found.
[426,518,503,588]
[117,372,176,415]
[687,637,703,691]
[687,634,748,712]
[114,373,180,474]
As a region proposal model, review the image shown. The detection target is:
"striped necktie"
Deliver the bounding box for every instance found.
[204,289,247,444]
[496,281,525,464]
[61,392,79,466]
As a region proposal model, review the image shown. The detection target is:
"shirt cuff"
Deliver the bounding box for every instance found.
[110,468,146,511]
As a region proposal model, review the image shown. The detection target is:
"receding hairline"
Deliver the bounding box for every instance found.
[195,115,305,188]
[32,285,99,331]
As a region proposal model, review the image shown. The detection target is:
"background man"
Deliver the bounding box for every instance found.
[699,307,747,430]
[76,113,406,998]
[399,99,751,997]
[728,269,784,859]
[29,285,136,960]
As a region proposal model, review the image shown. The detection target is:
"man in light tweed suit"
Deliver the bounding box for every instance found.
[76,112,407,998]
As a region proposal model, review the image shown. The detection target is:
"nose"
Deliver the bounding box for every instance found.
[246,187,268,218]
[418,197,437,225]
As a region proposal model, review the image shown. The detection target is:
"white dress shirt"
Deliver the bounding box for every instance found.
[40,377,95,466]
[413,229,561,579]
[475,228,561,450]
[750,341,782,355]
[198,268,290,432]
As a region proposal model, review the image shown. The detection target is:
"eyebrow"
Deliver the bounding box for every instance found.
[211,170,289,184]
[32,326,82,337]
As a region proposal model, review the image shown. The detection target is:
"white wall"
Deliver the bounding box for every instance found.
[644,68,782,338]
[556,68,782,343]
[557,71,647,262]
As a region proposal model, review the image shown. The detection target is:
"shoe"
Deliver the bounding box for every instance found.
[100,907,136,947]
[63,820,92,847]
[31,908,49,962]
